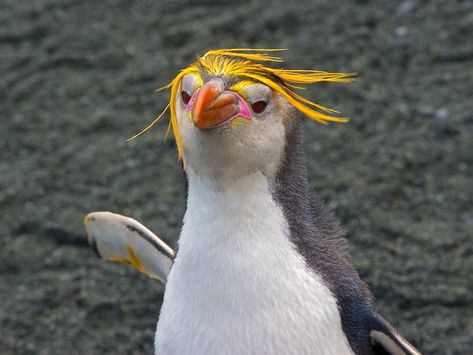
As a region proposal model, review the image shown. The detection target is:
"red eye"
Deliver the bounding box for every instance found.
[251,101,267,114]
[181,90,191,105]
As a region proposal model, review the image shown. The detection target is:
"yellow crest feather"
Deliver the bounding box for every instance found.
[128,48,356,163]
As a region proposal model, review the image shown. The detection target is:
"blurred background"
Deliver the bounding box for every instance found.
[1,0,472,354]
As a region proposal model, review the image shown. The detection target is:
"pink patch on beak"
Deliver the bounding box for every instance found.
[186,89,198,110]
[233,94,252,120]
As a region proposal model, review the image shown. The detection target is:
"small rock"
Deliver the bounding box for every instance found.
[126,44,137,55]
[435,108,449,123]
[395,26,409,37]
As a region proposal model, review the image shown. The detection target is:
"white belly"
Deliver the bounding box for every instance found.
[155,171,353,355]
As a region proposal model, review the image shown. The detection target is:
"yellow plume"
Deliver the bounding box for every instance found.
[129,48,356,163]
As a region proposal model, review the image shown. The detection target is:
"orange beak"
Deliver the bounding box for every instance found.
[192,81,239,129]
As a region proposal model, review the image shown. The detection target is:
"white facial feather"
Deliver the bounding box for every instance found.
[176,78,288,182]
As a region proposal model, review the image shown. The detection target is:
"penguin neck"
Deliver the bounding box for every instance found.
[181,167,282,248]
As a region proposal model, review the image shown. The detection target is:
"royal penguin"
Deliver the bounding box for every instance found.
[85,48,421,355]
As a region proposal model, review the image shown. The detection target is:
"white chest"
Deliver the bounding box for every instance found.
[155,172,353,355]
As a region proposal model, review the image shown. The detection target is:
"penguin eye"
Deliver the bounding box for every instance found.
[251,101,267,114]
[181,90,191,105]
[242,84,271,114]
[180,74,201,106]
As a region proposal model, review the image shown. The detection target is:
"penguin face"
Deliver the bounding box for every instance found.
[176,73,293,180]
[133,50,354,174]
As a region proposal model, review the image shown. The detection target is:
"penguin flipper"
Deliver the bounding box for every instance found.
[84,211,174,283]
[369,314,422,355]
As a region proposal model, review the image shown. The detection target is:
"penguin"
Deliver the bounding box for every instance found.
[84,49,421,355]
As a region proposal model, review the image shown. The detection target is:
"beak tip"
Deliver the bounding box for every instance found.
[193,81,241,130]
[192,82,221,128]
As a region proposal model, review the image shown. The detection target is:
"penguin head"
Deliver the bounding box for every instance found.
[130,49,355,180]
[176,72,294,179]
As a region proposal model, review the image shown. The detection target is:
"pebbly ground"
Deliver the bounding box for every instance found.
[1,0,472,354]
